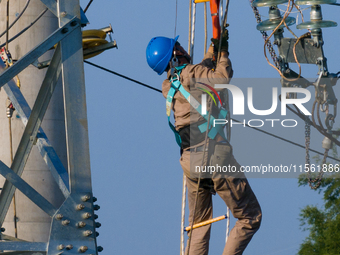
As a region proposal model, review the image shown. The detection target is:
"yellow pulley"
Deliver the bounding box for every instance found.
[82,29,109,59]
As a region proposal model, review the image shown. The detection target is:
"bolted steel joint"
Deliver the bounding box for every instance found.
[76,204,85,210]
[61,28,69,34]
[81,194,91,202]
[76,221,86,228]
[55,214,64,220]
[57,244,65,250]
[71,20,78,27]
[62,219,70,226]
[83,230,93,237]
[79,246,88,253]
[65,244,73,250]
[82,212,92,219]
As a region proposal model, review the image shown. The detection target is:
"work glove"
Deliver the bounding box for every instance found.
[211,29,229,53]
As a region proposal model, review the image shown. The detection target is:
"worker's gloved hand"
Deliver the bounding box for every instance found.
[211,29,229,53]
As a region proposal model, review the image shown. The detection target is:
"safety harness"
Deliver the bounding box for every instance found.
[166,64,228,147]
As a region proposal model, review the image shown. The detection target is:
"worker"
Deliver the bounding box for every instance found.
[146,30,262,255]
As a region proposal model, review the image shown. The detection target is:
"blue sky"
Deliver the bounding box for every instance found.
[82,1,340,254]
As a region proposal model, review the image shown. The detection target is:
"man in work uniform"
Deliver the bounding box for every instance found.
[146,31,262,255]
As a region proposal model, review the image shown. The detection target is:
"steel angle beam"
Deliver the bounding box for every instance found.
[0,161,57,217]
[58,0,92,194]
[277,38,324,64]
[0,252,46,255]
[0,17,80,89]
[39,0,58,17]
[47,194,97,255]
[9,44,70,198]
[1,234,27,242]
[0,61,69,226]
[0,241,46,252]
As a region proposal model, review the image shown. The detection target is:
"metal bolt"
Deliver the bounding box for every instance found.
[60,11,67,17]
[97,246,104,252]
[65,244,73,250]
[61,28,69,34]
[70,20,78,27]
[79,246,88,253]
[57,244,65,250]
[82,194,91,202]
[76,221,86,228]
[82,212,91,219]
[95,232,99,237]
[1,228,5,232]
[62,219,70,226]
[55,214,64,220]
[93,214,98,219]
[93,204,100,210]
[76,204,85,210]
[93,197,98,202]
[95,222,101,228]
[83,230,93,237]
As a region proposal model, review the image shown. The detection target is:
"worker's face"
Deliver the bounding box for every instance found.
[174,43,191,63]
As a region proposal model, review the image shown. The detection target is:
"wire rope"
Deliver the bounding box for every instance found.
[0,0,31,39]
[84,0,94,13]
[0,8,48,49]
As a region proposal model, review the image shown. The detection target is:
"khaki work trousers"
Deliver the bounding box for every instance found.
[180,143,262,255]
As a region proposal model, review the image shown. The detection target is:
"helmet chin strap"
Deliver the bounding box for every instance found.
[170,49,179,77]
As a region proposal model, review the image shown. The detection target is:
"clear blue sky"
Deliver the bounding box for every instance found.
[82,1,340,254]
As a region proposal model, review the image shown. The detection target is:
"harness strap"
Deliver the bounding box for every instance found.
[166,65,227,147]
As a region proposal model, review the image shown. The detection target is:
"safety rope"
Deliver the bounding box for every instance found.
[187,100,213,255]
[188,0,192,58]
[3,0,19,234]
[7,117,17,238]
[186,2,232,253]
[180,175,186,255]
[174,0,178,38]
[204,3,207,55]
[190,2,197,61]
[218,0,231,241]
[6,0,9,52]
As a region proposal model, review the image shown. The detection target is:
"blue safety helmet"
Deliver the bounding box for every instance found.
[146,35,179,75]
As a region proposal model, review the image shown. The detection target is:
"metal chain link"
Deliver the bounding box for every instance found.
[305,120,311,170]
[308,149,329,190]
[305,118,328,190]
[250,1,281,69]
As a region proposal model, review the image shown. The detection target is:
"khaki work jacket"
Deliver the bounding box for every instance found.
[162,47,233,131]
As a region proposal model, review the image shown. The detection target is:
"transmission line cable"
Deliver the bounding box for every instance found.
[84,61,339,162]
[84,0,94,13]
[0,8,48,49]
[0,0,31,39]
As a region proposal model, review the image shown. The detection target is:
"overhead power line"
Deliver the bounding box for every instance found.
[84,60,162,93]
[0,8,48,49]
[84,60,339,162]
[0,0,31,39]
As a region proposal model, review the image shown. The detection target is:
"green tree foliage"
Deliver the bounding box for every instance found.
[298,156,340,254]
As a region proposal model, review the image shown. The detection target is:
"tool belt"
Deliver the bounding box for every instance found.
[178,120,207,150]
